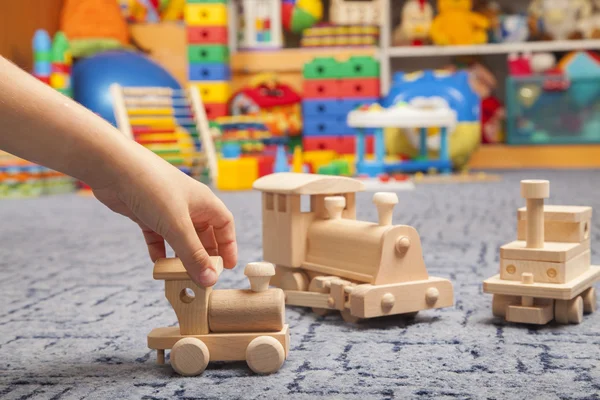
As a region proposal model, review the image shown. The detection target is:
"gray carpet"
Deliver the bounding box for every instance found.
[1,170,599,400]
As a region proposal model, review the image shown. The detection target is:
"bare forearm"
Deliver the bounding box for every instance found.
[0,56,137,188]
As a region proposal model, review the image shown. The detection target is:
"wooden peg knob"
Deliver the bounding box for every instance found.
[373,192,398,226]
[521,180,550,248]
[324,196,346,219]
[244,262,275,292]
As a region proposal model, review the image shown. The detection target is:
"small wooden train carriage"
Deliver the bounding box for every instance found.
[252,172,454,322]
[148,257,289,376]
[484,180,600,325]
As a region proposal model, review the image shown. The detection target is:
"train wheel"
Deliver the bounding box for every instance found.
[279,270,309,291]
[170,338,210,376]
[340,310,362,323]
[246,336,285,374]
[309,277,331,316]
[582,287,597,314]
[492,294,520,318]
[555,297,584,324]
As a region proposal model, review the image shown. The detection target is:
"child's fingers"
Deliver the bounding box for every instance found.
[141,228,167,262]
[195,225,218,256]
[165,216,217,287]
[204,200,237,270]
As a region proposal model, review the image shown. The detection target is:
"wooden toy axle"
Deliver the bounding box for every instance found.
[521,180,549,249]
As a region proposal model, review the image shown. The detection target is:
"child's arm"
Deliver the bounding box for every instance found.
[0,56,237,287]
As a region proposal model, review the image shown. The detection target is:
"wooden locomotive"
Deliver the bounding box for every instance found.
[252,173,454,322]
[148,257,289,375]
[483,180,600,325]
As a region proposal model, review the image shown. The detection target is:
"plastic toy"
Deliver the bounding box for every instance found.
[329,0,380,26]
[239,0,283,49]
[185,0,232,121]
[430,0,490,45]
[481,96,505,144]
[577,0,600,38]
[60,0,131,57]
[252,173,454,323]
[301,24,379,47]
[50,32,73,98]
[282,0,323,33]
[492,14,529,43]
[381,70,481,170]
[72,51,181,126]
[148,257,289,375]
[229,73,302,136]
[483,180,599,325]
[528,0,592,40]
[111,85,217,183]
[32,30,52,85]
[348,102,456,176]
[392,0,434,46]
[0,155,75,199]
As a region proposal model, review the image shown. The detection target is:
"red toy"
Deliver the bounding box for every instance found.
[481,96,504,144]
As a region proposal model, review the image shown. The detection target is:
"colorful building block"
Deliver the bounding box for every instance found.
[191,81,230,103]
[204,103,229,120]
[302,99,344,116]
[302,79,340,99]
[188,45,229,63]
[188,64,231,81]
[303,136,356,154]
[303,116,353,137]
[187,26,229,44]
[338,78,380,98]
[339,56,380,78]
[184,3,228,26]
[303,57,341,79]
[257,155,275,177]
[302,150,337,172]
[216,157,258,190]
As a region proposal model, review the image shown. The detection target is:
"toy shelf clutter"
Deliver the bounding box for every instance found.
[185,0,231,120]
[347,102,457,176]
[148,257,289,375]
[483,179,600,325]
[252,173,454,323]
[110,85,218,183]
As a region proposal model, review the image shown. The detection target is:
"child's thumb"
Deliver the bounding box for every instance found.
[166,218,217,287]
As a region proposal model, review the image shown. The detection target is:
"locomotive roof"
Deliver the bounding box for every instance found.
[153,256,224,280]
[253,173,365,195]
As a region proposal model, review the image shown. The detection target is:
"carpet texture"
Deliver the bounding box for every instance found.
[0,170,599,399]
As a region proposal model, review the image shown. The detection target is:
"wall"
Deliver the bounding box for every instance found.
[0,0,64,71]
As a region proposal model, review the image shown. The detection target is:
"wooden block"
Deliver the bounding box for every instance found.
[153,256,223,280]
[208,289,285,333]
[148,325,290,361]
[506,302,554,325]
[500,240,589,263]
[517,220,590,243]
[517,205,592,223]
[483,265,600,300]
[284,290,333,309]
[349,277,454,318]
[165,279,211,335]
[330,279,351,310]
[500,250,591,284]
[253,172,365,195]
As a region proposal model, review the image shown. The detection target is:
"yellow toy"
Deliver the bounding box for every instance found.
[430,0,489,45]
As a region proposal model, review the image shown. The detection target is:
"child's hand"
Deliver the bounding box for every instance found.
[92,146,237,287]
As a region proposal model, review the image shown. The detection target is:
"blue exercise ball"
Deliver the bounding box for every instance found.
[73,51,181,125]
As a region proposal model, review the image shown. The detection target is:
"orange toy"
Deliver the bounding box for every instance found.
[430,0,489,45]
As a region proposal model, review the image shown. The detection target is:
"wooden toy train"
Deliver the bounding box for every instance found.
[484,180,600,325]
[148,257,289,375]
[252,173,454,322]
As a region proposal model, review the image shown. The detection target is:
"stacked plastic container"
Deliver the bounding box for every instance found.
[302,56,380,154]
[185,0,231,120]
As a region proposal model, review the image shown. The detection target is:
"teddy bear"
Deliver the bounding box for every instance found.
[430,0,490,45]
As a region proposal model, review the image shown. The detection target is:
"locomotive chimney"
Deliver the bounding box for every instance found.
[373,192,398,226]
[521,180,549,248]
[324,196,346,219]
[244,262,276,292]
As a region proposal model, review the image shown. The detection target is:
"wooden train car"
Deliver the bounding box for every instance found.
[148,257,289,375]
[483,180,600,325]
[252,173,454,322]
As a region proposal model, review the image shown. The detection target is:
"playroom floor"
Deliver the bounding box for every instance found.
[1,170,599,400]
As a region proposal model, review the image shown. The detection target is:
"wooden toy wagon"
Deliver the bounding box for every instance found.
[148,257,289,375]
[484,180,599,325]
[252,172,454,323]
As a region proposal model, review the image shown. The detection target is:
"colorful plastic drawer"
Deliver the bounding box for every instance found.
[187,26,228,44]
[184,3,228,26]
[191,82,230,103]
[339,78,380,98]
[302,79,340,99]
[188,45,229,63]
[302,99,344,116]
[189,64,231,81]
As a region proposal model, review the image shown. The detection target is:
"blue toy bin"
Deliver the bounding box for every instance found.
[506,75,600,145]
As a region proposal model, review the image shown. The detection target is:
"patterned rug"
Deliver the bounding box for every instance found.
[0,170,599,399]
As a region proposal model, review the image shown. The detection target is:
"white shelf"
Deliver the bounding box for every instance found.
[386,40,600,58]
